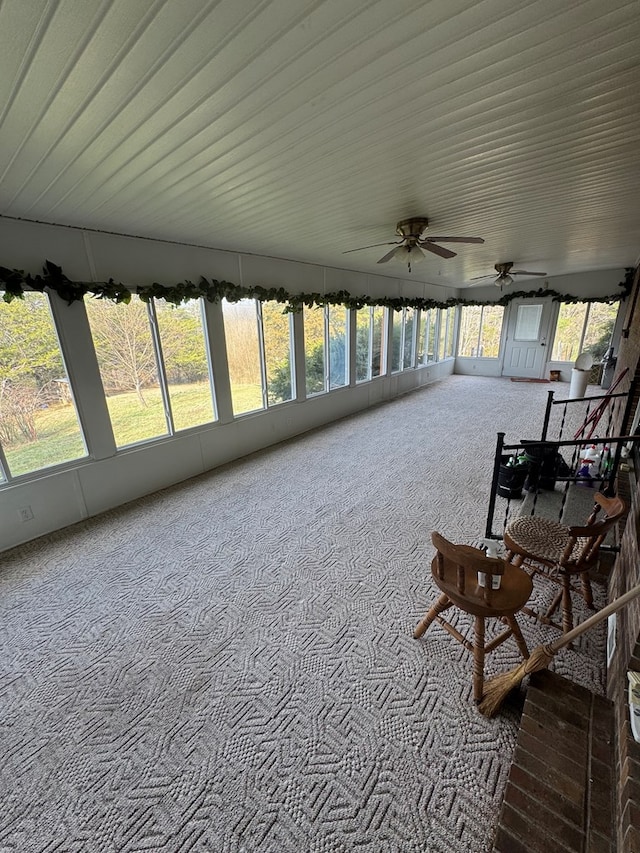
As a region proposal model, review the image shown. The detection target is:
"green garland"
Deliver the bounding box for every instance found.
[0,260,633,312]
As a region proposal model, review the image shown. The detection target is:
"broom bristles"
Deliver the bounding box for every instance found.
[477,584,640,717]
[478,644,556,718]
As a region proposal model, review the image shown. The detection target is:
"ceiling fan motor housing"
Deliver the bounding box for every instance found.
[396,217,429,239]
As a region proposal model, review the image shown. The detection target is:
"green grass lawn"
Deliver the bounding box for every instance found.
[4,382,264,477]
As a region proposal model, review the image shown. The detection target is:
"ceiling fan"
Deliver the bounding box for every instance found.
[343,217,484,272]
[469,262,547,287]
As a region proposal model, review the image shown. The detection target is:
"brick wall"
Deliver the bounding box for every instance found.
[606,265,640,852]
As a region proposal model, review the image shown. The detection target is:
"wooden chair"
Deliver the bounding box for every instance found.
[503,492,626,635]
[413,532,533,703]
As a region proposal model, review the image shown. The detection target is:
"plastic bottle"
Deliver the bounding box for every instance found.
[478,539,502,589]
[576,444,601,485]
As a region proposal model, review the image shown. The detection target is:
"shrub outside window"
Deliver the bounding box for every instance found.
[0,292,87,478]
[262,301,294,406]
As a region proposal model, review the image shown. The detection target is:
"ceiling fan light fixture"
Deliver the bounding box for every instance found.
[396,244,426,271]
[496,274,514,286]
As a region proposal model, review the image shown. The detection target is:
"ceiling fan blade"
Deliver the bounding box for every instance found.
[512,270,547,276]
[377,246,403,264]
[426,236,485,244]
[419,241,456,259]
[469,273,495,281]
[342,241,400,254]
[465,279,494,287]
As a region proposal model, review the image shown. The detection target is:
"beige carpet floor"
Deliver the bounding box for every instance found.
[0,376,608,853]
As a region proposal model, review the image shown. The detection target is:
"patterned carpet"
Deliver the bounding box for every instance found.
[0,376,607,852]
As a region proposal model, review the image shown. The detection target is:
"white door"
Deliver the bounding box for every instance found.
[502,299,554,379]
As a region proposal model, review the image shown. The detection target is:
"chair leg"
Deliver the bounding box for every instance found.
[473,616,485,704]
[561,574,574,636]
[542,589,564,621]
[505,616,530,660]
[580,571,595,609]
[414,593,451,639]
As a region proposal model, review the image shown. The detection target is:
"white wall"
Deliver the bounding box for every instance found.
[0,218,455,552]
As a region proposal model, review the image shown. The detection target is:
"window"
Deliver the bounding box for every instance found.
[457,305,504,357]
[445,308,456,358]
[303,304,349,394]
[514,304,543,341]
[551,302,618,362]
[262,301,294,405]
[404,307,417,368]
[355,306,386,382]
[85,295,216,448]
[0,292,86,477]
[154,300,216,431]
[391,307,417,372]
[304,306,326,395]
[328,305,348,389]
[437,308,456,360]
[222,298,263,416]
[417,309,437,365]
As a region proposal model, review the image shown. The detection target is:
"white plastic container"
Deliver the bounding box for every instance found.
[569,368,590,398]
[478,539,501,590]
[569,352,593,398]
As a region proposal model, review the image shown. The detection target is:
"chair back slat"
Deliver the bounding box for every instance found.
[564,491,627,568]
[431,531,505,605]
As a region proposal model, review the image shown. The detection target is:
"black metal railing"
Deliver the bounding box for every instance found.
[484,433,636,542]
[484,373,637,543]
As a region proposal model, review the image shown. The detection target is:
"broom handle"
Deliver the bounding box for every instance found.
[548,583,640,653]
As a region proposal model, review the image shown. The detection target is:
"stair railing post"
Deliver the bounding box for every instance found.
[485,432,505,540]
[541,389,554,441]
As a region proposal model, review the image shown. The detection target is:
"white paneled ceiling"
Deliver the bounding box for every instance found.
[0,0,639,288]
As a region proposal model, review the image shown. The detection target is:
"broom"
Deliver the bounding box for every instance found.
[478,582,640,717]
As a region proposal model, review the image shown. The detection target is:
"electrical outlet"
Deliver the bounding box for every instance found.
[18,506,34,522]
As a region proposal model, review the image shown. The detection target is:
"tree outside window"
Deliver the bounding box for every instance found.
[86,295,217,447]
[328,305,348,390]
[355,306,386,382]
[0,292,86,477]
[303,306,326,395]
[445,308,456,358]
[551,302,618,362]
[154,300,216,431]
[458,305,504,357]
[86,295,167,446]
[262,301,294,406]
[418,310,437,364]
[391,307,416,372]
[437,308,455,360]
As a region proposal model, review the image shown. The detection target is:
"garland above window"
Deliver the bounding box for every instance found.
[0,260,633,311]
